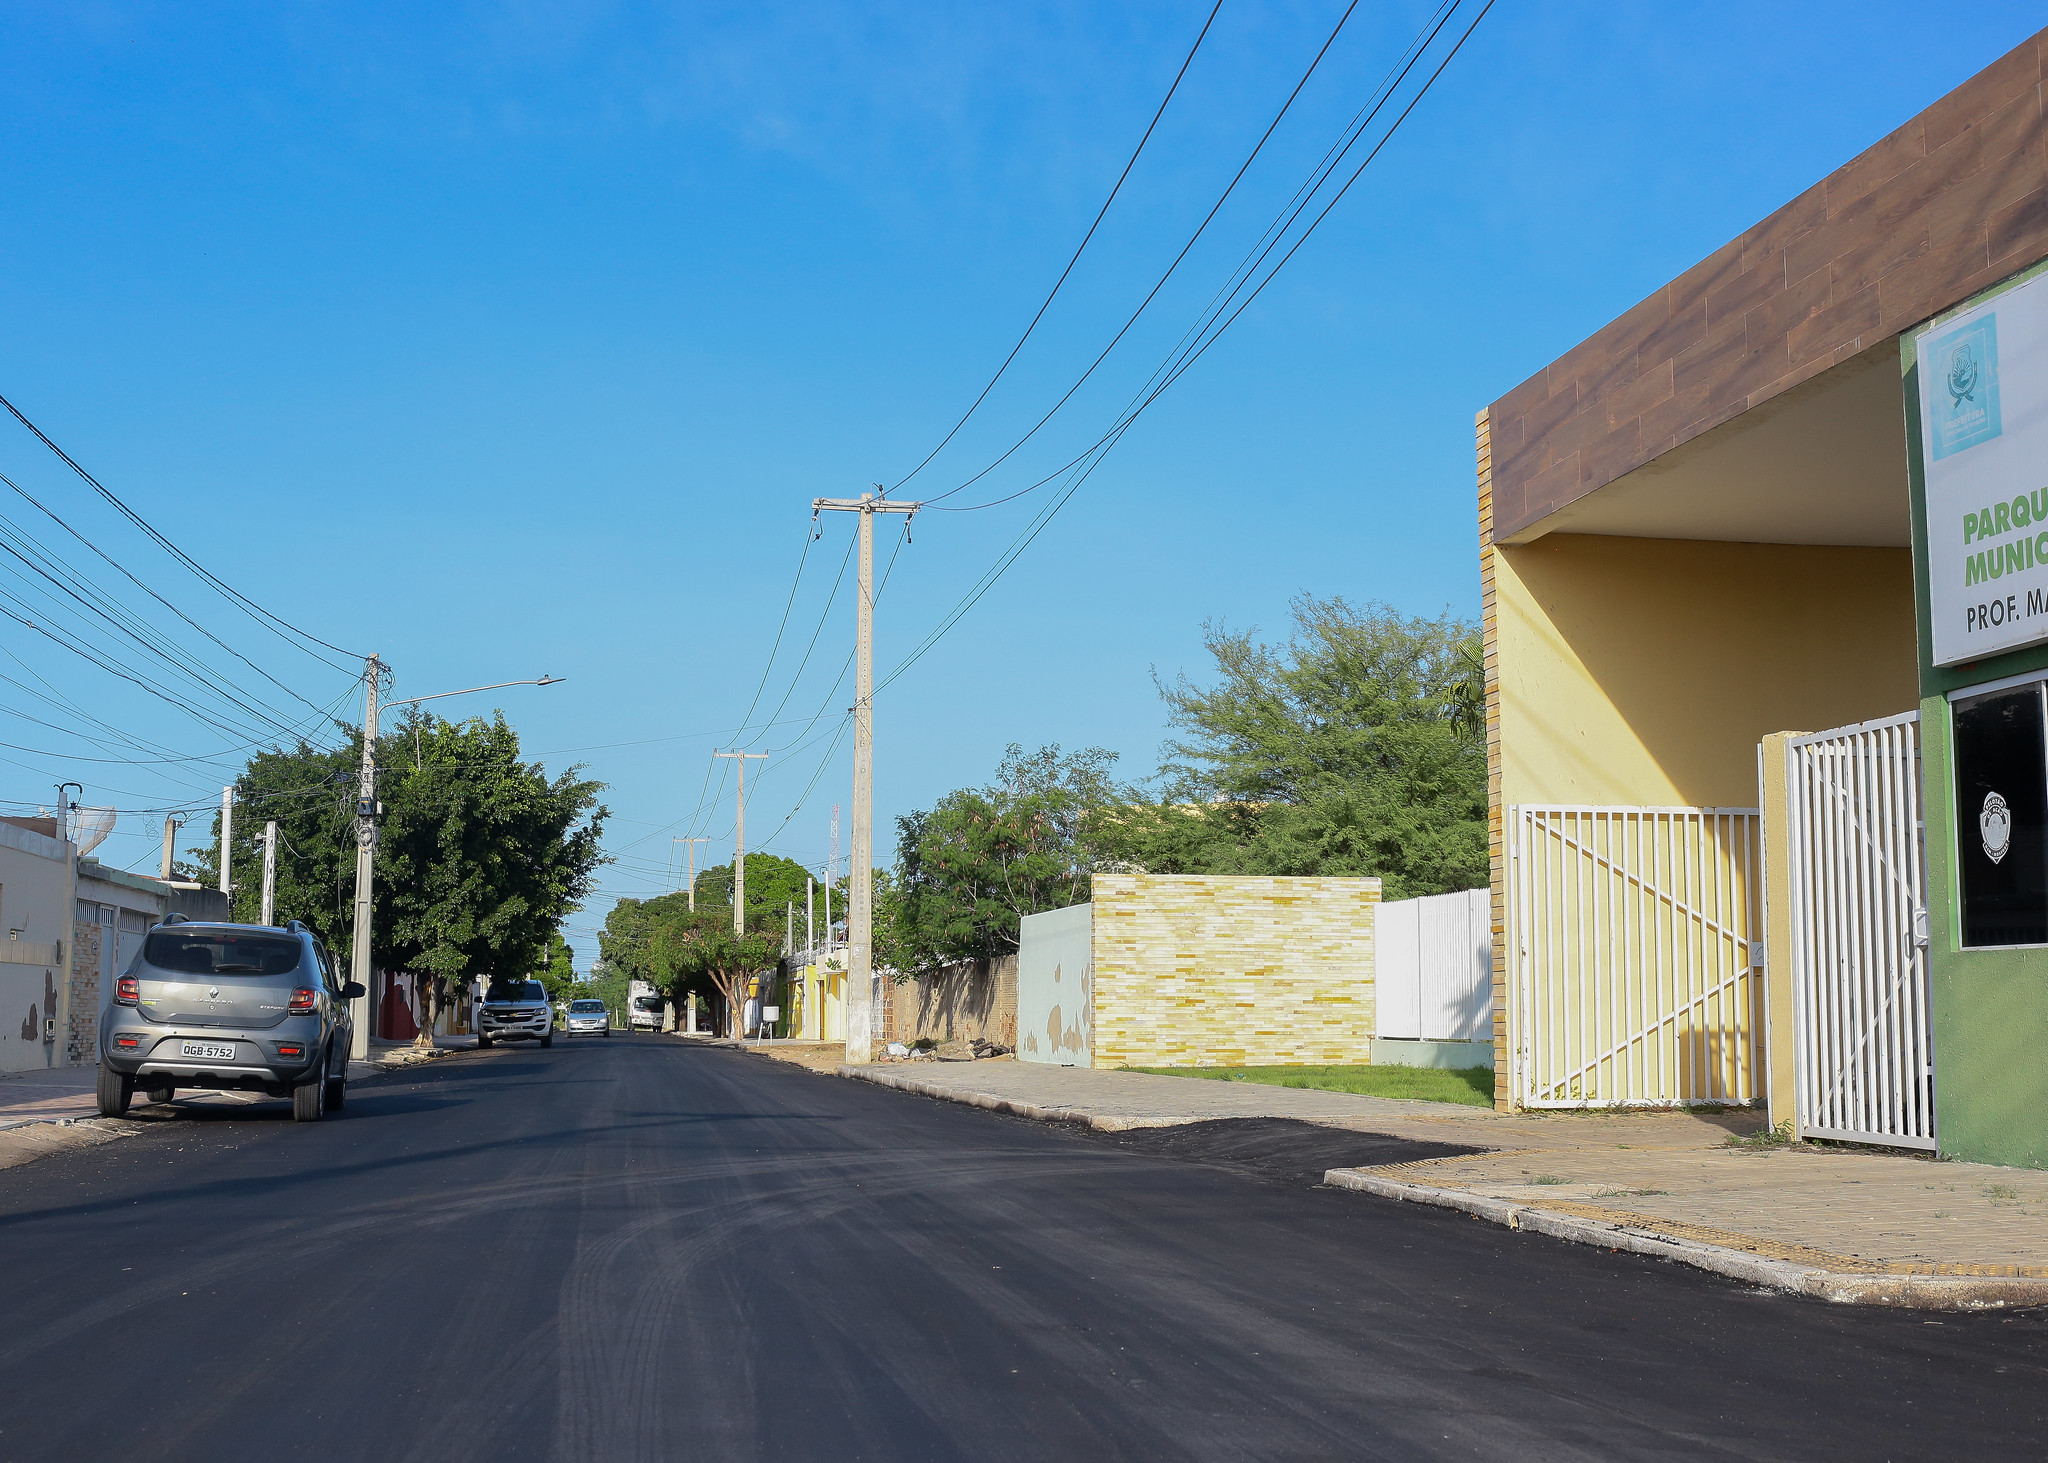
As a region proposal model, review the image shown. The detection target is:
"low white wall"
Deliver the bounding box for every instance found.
[1017,902,1092,1066]
[1374,887,1490,1042]
[0,823,71,1072]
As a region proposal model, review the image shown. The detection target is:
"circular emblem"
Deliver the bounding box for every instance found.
[1981,790,2012,865]
[1949,342,1980,408]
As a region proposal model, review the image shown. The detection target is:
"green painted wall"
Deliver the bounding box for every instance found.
[1907,258,2048,1168]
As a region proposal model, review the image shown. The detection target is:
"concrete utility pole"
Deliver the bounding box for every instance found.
[260,819,280,922]
[712,751,767,936]
[675,836,709,910]
[219,786,234,896]
[348,655,384,1059]
[806,876,815,957]
[811,491,918,1064]
[160,815,183,881]
[260,822,278,927]
[55,782,80,1067]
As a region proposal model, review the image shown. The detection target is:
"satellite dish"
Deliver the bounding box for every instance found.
[70,806,115,856]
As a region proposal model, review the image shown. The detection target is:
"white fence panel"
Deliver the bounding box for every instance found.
[1376,889,1490,1041]
[1785,712,1935,1150]
[1510,806,1762,1108]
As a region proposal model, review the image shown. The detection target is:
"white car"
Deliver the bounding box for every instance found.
[565,998,611,1037]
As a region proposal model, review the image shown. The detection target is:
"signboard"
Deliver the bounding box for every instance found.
[1952,680,2048,946]
[1916,268,2048,666]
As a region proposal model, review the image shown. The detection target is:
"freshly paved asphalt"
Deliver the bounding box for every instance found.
[0,1039,2042,1461]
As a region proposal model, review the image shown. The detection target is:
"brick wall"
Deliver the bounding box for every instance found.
[1488,28,2048,542]
[878,955,1017,1047]
[1090,873,1379,1069]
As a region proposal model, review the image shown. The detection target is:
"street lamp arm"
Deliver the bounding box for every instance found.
[385,676,565,712]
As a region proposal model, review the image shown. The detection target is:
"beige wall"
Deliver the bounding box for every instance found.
[1495,535,1917,808]
[1091,873,1379,1069]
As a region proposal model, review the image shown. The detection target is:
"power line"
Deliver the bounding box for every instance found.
[872,0,1496,687]
[889,0,1226,493]
[0,391,361,666]
[916,0,1372,508]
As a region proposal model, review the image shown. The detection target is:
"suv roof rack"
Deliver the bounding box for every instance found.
[158,912,189,925]
[283,919,310,935]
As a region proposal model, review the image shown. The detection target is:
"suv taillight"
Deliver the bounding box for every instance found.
[115,976,139,1006]
[288,987,318,1014]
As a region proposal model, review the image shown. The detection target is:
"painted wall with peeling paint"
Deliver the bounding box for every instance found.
[1017,902,1092,1067]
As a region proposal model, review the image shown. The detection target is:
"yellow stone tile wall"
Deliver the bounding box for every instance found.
[1090,873,1380,1068]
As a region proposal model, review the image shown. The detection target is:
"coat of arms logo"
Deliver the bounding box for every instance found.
[1981,790,2013,865]
[1949,341,1980,408]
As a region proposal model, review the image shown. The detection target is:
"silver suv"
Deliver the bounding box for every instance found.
[477,979,553,1047]
[97,916,362,1123]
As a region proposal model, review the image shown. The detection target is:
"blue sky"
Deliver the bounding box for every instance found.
[1,2,2041,967]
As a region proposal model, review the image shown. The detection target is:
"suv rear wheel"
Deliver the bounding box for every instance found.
[292,1078,324,1123]
[96,1064,132,1118]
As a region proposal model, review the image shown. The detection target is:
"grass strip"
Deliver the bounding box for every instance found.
[1122,1063,1494,1107]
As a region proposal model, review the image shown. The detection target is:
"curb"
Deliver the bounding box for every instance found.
[840,1066,1199,1132]
[1325,1168,2048,1311]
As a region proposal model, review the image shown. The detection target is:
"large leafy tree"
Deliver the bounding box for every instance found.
[647,911,780,1038]
[1097,595,1486,899]
[691,853,824,939]
[376,712,607,1039]
[197,712,607,1042]
[878,743,1119,971]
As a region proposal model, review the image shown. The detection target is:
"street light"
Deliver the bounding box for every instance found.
[348,665,565,1058]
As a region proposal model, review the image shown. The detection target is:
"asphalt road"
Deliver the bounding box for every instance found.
[0,1038,2042,1462]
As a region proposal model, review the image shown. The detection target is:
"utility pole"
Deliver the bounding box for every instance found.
[806,876,815,958]
[55,782,80,1067]
[160,814,183,881]
[260,822,278,926]
[711,751,767,936]
[219,786,234,896]
[349,655,385,1060]
[811,491,917,1064]
[676,836,709,910]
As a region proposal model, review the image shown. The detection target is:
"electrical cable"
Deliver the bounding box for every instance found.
[0,392,361,666]
[889,0,1226,492]
[914,0,1371,507]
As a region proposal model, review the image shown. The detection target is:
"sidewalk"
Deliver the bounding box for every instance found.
[0,1035,464,1132]
[839,1061,2048,1309]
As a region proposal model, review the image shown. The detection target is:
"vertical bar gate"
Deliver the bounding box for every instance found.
[1509,806,1763,1107]
[1785,712,1935,1150]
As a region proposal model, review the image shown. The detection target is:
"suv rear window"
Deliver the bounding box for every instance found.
[485,981,546,1002]
[144,930,303,976]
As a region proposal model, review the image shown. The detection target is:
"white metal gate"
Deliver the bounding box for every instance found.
[1785,712,1935,1149]
[1509,806,1762,1107]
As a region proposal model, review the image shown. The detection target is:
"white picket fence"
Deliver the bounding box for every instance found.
[1375,888,1491,1041]
[1508,805,1763,1108]
[1784,712,1935,1149]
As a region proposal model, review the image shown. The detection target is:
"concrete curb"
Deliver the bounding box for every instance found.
[840,1066,1200,1132]
[1325,1168,2048,1311]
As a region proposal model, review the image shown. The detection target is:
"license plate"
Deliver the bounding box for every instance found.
[180,1041,236,1060]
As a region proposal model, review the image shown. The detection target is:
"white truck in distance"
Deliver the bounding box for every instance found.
[628,979,664,1032]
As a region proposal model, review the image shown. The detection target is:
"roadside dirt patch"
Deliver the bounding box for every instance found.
[1070,1116,1483,1188]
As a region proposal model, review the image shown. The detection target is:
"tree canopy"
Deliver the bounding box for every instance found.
[877,743,1118,971]
[195,711,607,1004]
[874,597,1487,975]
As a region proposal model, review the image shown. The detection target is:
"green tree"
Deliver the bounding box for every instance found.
[1098,595,1486,899]
[690,852,821,939]
[375,712,607,1040]
[649,914,781,1038]
[878,743,1119,972]
[536,931,578,1005]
